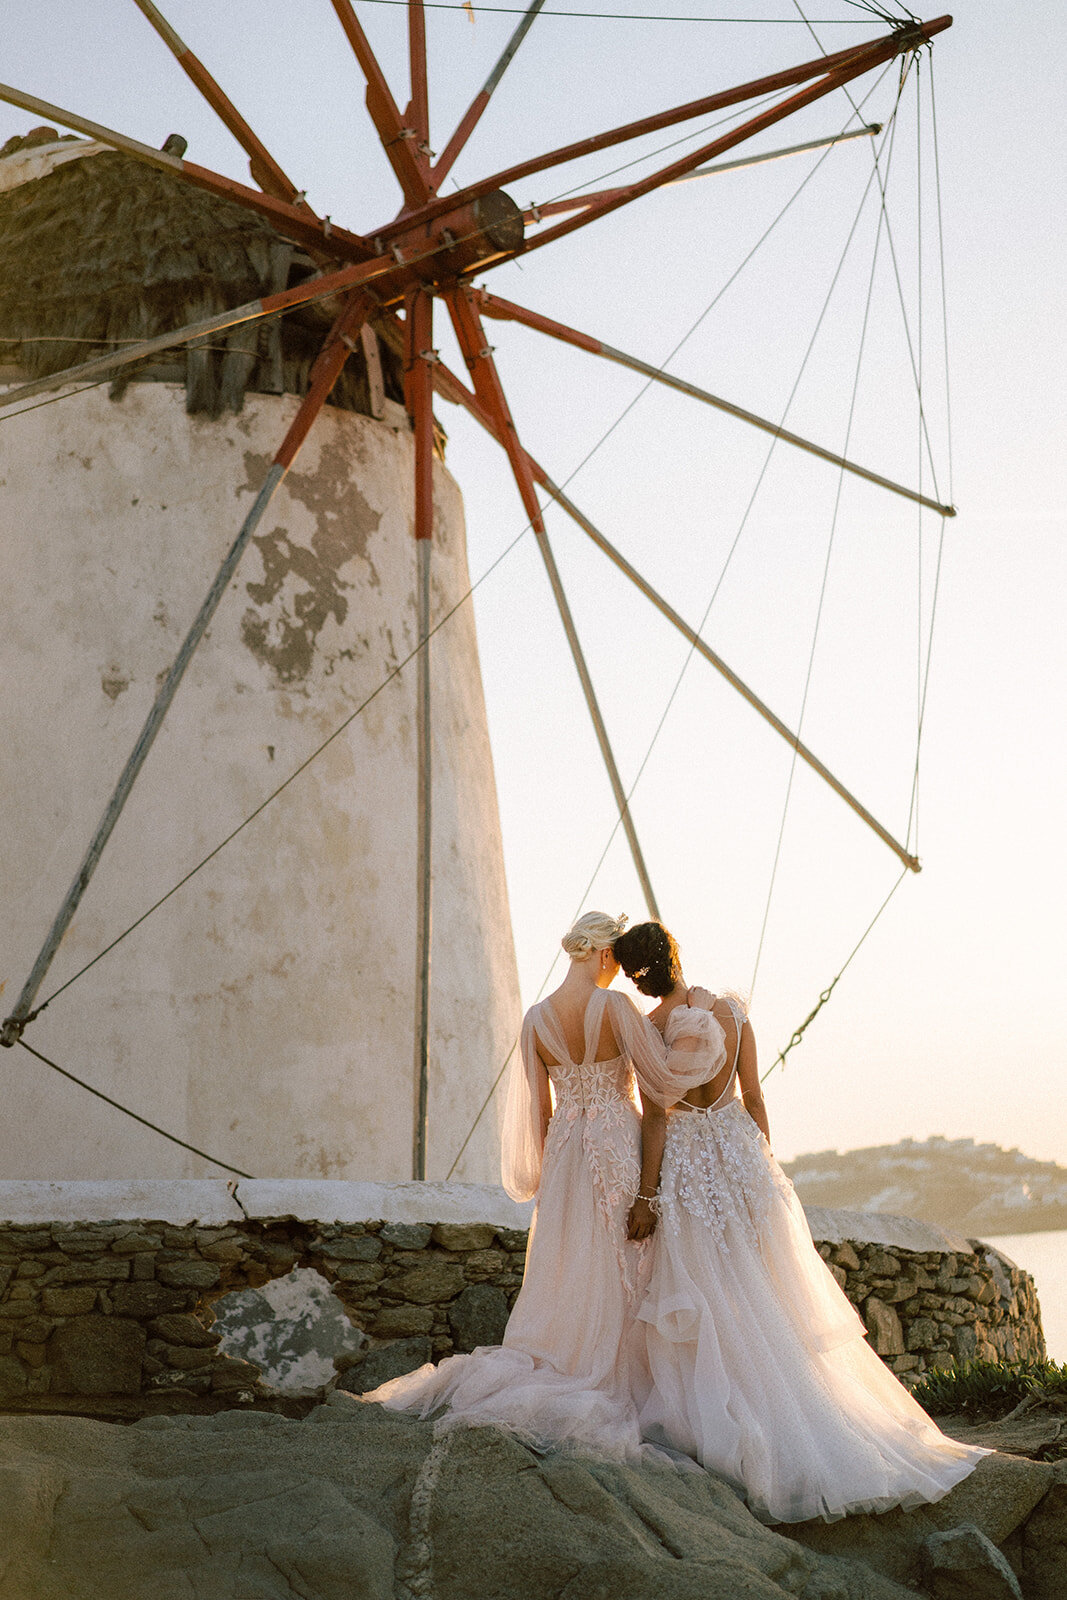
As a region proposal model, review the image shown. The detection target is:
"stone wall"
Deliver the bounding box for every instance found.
[813,1236,1045,1379]
[0,1190,1045,1420]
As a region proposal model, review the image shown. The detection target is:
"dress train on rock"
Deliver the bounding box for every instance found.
[636,1000,989,1522]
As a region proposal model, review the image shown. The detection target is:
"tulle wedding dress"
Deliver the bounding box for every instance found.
[637,997,989,1522]
[365,987,724,1460]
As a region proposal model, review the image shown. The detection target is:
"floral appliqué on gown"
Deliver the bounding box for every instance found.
[364,987,723,1460]
[637,998,990,1522]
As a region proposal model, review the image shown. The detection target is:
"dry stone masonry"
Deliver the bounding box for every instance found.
[814,1236,1044,1375]
[0,1214,1044,1419]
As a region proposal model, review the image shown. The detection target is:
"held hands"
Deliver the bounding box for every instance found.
[686,985,715,1011]
[627,1196,658,1240]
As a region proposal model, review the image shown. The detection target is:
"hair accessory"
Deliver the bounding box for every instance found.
[633,965,650,979]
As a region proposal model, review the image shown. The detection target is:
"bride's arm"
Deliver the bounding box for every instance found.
[501,1010,551,1202]
[736,1018,770,1144]
[627,1102,666,1240]
[536,1055,553,1150]
[606,989,725,1106]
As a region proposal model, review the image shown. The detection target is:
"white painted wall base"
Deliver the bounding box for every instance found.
[0,1178,974,1254]
[0,383,520,1183]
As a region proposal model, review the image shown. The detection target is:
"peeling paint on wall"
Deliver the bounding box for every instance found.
[0,385,519,1184]
[239,441,383,684]
[100,669,130,700]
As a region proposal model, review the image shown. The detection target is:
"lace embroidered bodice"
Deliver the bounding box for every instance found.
[502,988,727,1298]
[501,986,726,1206]
[660,998,793,1247]
[535,1031,644,1295]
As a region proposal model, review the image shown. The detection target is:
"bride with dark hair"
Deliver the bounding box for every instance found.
[365,911,724,1460]
[612,920,988,1523]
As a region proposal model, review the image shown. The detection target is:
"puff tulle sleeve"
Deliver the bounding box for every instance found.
[500,1007,546,1202]
[605,990,726,1107]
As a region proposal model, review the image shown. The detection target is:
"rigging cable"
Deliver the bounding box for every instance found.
[903,49,951,853]
[486,79,945,1121]
[760,44,954,1078]
[353,2,883,22]
[32,62,894,1027]
[914,52,924,846]
[534,84,794,211]
[748,58,908,996]
[11,59,918,1175]
[446,68,901,1176]
[528,60,899,910]
[759,864,907,1081]
[16,1039,255,1179]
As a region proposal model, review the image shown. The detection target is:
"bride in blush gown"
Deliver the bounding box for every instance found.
[364,910,726,1460]
[612,921,990,1524]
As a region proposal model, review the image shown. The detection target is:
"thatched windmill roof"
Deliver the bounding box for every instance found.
[0,130,403,417]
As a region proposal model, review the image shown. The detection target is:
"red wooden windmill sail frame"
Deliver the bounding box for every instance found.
[0,5,952,1178]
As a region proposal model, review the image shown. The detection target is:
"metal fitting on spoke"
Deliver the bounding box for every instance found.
[1,1015,25,1049]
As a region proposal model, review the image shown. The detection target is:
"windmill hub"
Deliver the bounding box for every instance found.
[384,188,524,295]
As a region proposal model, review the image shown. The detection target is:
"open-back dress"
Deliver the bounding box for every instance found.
[365,986,724,1459]
[637,997,989,1521]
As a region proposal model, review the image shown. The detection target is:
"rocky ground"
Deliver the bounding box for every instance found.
[941,1401,1067,1466]
[0,1397,1063,1600]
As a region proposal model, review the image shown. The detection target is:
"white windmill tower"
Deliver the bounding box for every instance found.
[0,4,952,1186]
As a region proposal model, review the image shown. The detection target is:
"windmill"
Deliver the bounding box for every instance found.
[0,2,953,1183]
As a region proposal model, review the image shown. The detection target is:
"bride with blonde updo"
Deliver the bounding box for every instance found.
[365,908,725,1461]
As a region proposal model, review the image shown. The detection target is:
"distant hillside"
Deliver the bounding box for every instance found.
[783,1136,1067,1238]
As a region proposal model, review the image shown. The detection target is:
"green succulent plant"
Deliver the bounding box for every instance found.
[912,1358,1067,1419]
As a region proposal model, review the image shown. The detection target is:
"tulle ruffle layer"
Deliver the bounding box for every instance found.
[369,1104,654,1463]
[638,1105,989,1523]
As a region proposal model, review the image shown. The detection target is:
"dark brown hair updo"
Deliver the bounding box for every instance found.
[613,921,682,998]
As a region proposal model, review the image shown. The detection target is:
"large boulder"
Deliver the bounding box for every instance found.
[784,1452,1055,1593]
[1021,1462,1067,1600]
[0,1399,925,1600]
[921,1524,1023,1599]
[3,1402,1064,1600]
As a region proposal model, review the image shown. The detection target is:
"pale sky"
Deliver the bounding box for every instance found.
[3,1,1064,1167]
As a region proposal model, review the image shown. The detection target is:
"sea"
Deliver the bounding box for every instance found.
[985,1228,1067,1363]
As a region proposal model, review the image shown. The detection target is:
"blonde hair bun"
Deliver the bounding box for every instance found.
[561,910,628,961]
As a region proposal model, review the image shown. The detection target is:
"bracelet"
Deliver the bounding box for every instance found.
[635,1189,658,1202]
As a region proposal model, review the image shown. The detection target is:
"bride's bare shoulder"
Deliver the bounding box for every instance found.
[604,988,640,1016]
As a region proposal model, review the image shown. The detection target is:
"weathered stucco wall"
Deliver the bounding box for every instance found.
[0,1184,1045,1420]
[0,383,519,1181]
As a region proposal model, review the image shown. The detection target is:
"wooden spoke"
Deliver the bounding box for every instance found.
[425,347,920,876]
[522,125,882,222]
[0,255,401,416]
[407,0,430,179]
[375,19,949,247]
[524,466,922,876]
[473,291,955,518]
[329,0,428,208]
[130,0,308,206]
[0,80,369,257]
[445,288,661,919]
[432,0,546,192]
[405,287,435,1180]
